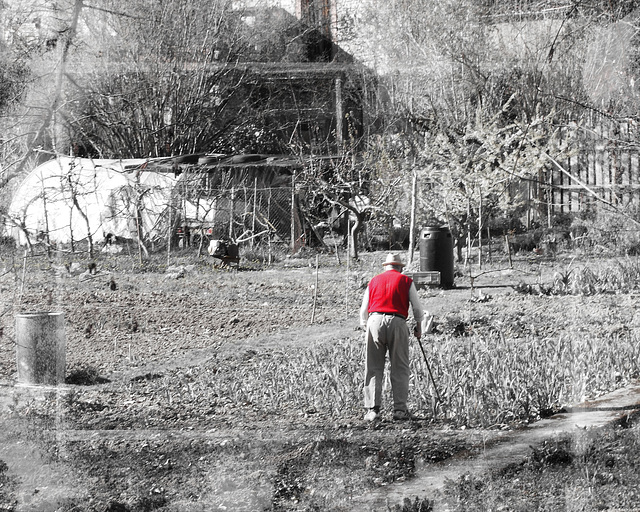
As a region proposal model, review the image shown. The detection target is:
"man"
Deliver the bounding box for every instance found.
[359,253,426,421]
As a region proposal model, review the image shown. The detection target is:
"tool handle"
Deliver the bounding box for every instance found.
[415,332,441,403]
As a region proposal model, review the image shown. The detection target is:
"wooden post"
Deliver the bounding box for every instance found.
[311,255,319,324]
[478,188,482,270]
[182,168,188,247]
[547,171,552,228]
[291,174,296,253]
[19,249,27,302]
[252,177,257,249]
[526,181,531,229]
[135,205,143,265]
[243,184,248,239]
[229,186,235,238]
[167,205,171,265]
[267,188,272,266]
[41,180,52,259]
[335,77,343,152]
[346,217,350,318]
[465,199,471,270]
[408,170,417,265]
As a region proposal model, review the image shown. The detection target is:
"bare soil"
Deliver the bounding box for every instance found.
[0,249,637,511]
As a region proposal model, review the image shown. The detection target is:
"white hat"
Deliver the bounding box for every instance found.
[382,253,405,267]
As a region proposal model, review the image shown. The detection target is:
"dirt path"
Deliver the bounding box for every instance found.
[349,384,640,511]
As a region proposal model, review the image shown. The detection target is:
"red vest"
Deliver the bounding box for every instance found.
[368,269,413,318]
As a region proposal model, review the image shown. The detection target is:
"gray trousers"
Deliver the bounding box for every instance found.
[363,314,410,412]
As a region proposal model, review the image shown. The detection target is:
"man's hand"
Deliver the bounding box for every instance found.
[413,325,422,340]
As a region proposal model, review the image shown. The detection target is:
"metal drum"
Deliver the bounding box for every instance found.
[419,226,454,288]
[15,311,66,385]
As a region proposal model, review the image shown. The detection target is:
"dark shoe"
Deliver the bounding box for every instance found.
[393,410,413,421]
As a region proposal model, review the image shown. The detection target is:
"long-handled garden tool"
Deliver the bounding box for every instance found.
[416,315,442,403]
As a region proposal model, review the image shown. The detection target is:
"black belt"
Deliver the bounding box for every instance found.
[371,312,406,320]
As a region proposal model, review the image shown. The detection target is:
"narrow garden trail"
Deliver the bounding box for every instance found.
[350,383,640,511]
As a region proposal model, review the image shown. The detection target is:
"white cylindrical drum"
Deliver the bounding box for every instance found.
[15,312,66,385]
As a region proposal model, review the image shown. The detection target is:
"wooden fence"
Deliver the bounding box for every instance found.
[527,119,640,222]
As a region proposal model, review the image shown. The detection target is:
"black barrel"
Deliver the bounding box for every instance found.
[419,226,454,287]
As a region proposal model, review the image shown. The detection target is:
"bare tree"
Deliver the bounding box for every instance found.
[295,140,404,259]
[58,0,252,158]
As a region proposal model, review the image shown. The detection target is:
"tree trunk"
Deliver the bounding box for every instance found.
[349,212,363,260]
[335,77,343,151]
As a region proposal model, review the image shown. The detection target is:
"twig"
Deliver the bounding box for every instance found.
[235,229,270,244]
[333,235,341,265]
[0,305,12,319]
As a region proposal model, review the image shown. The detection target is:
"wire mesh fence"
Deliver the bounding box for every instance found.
[173,185,297,251]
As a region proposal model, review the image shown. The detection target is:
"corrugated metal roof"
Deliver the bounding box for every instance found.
[137,153,343,173]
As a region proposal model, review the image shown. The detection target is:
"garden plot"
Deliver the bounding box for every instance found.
[1,251,640,511]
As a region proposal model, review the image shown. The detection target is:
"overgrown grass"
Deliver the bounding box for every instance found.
[515,257,640,295]
[130,327,639,429]
[422,332,640,426]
